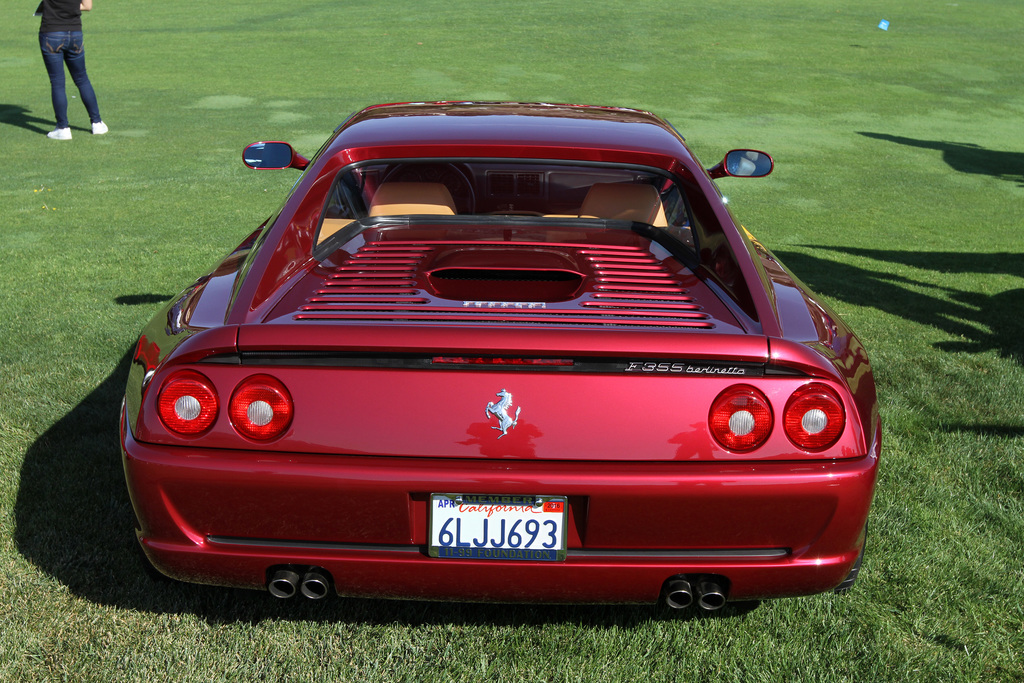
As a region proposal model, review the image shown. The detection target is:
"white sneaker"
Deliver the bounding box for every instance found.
[47,127,72,140]
[92,121,108,135]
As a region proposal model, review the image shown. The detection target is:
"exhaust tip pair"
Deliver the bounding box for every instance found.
[268,566,332,600]
[662,575,729,611]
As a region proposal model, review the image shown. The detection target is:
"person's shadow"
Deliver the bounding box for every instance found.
[0,104,55,134]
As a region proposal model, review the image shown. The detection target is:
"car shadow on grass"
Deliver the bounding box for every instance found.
[858,132,1024,186]
[13,334,760,626]
[115,294,175,306]
[775,247,1024,367]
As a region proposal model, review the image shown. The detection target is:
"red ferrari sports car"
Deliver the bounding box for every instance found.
[121,102,879,610]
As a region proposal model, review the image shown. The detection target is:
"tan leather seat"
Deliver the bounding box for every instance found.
[317,218,354,244]
[578,183,668,226]
[367,182,457,217]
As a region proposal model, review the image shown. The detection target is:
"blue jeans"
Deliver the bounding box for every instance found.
[40,31,102,128]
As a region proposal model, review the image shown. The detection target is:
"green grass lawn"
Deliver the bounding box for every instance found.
[2,0,1022,680]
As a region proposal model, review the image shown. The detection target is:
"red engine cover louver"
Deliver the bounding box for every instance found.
[295,240,714,329]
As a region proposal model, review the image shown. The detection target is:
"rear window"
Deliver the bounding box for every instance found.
[317,160,695,249]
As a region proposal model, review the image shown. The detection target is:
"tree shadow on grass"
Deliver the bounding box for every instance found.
[858,132,1024,186]
[13,318,760,627]
[937,424,1024,438]
[776,247,1024,366]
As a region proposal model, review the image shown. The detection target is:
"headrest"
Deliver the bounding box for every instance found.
[579,183,667,226]
[367,182,457,217]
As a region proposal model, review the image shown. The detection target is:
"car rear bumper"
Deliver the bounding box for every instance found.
[121,416,878,604]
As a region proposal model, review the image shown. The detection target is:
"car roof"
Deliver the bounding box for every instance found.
[324,102,697,170]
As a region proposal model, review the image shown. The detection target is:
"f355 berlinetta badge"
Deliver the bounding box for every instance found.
[485,389,521,439]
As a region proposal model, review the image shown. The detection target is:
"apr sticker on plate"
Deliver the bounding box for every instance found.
[429,494,568,561]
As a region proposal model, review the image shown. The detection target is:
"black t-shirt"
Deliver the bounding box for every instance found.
[39,0,83,33]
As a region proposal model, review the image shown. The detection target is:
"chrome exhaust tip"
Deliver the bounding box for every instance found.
[268,568,301,599]
[662,577,695,609]
[300,569,331,600]
[695,579,727,611]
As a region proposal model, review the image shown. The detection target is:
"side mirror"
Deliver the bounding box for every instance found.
[243,141,309,171]
[707,150,774,179]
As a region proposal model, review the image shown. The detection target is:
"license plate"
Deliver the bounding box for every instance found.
[429,494,568,561]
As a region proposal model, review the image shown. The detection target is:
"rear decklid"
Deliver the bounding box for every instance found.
[263,224,750,334]
[211,224,790,461]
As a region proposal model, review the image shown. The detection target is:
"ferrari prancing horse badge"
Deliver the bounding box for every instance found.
[485,389,521,439]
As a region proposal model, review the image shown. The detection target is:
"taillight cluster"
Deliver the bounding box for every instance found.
[783,384,845,450]
[709,383,845,453]
[156,371,218,435]
[229,375,293,440]
[709,386,773,452]
[156,371,293,441]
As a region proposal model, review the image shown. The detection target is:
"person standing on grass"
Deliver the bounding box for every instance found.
[38,0,107,140]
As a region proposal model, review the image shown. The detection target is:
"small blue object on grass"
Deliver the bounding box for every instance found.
[878,20,890,30]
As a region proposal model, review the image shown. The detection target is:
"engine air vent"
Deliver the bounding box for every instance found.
[428,267,584,302]
[296,240,715,329]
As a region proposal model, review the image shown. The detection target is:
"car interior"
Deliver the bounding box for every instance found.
[315,161,693,249]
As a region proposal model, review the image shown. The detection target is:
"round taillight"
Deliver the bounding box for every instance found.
[709,385,773,452]
[229,375,293,440]
[784,383,845,451]
[157,370,218,435]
